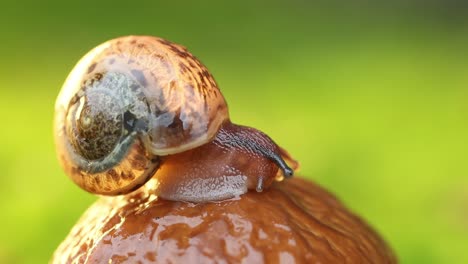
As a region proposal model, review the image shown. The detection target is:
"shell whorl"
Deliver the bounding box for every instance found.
[54,36,229,195]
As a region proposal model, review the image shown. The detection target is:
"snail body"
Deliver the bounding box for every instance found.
[54,36,297,202]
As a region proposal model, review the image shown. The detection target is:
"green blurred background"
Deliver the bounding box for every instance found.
[1,0,467,263]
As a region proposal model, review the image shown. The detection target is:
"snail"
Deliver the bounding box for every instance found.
[54,36,298,202]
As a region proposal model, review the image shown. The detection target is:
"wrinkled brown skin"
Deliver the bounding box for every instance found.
[155,122,298,202]
[52,178,396,263]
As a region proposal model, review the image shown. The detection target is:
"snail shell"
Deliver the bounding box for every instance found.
[55,36,228,195]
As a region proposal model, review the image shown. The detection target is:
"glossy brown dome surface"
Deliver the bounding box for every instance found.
[52,178,396,263]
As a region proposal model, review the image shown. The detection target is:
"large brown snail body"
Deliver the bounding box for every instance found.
[54,36,297,202]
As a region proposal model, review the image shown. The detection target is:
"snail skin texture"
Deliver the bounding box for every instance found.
[51,178,397,263]
[55,36,298,202]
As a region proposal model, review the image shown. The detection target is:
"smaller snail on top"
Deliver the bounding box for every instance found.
[54,36,298,202]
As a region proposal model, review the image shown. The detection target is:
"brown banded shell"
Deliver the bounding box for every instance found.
[54,36,229,195]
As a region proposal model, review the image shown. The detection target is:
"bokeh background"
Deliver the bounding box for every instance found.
[1,0,467,263]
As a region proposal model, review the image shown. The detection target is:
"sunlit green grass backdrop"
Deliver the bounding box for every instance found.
[1,1,468,263]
